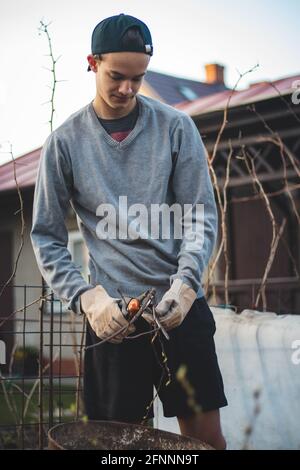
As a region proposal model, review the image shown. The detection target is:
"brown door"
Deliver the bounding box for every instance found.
[229,196,295,313]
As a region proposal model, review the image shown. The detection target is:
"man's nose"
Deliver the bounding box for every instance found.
[118,80,133,95]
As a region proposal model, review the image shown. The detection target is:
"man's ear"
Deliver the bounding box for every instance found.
[87,54,98,73]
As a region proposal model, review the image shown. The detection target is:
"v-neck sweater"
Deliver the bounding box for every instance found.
[31,94,218,311]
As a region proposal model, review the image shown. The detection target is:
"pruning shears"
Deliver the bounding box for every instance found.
[120,288,169,340]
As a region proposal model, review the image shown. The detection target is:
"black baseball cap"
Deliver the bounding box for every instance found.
[87,13,153,71]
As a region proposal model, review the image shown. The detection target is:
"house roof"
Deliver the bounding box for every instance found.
[0,147,41,193]
[1,72,298,194]
[144,70,228,105]
[175,73,300,117]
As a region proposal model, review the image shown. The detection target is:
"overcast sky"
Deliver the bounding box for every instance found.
[0,0,299,161]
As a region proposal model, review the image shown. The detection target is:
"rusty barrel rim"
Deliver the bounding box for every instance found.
[48,420,213,450]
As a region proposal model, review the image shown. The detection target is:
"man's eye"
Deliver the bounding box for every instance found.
[110,76,142,82]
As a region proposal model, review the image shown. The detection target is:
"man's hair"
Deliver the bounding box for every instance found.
[121,27,145,48]
[94,27,145,61]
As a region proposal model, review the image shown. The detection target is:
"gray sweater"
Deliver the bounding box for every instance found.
[31,94,217,311]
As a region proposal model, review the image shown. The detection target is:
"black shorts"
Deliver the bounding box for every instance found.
[84,297,227,422]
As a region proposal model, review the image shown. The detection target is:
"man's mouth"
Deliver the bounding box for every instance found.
[113,95,131,102]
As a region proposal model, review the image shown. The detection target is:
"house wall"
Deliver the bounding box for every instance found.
[0,230,14,371]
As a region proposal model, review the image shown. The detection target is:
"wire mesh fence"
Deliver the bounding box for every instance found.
[0,278,299,449]
[0,284,85,449]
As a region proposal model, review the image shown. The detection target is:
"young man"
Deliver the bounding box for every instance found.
[31,14,227,449]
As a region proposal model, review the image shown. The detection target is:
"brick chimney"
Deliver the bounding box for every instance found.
[205,63,225,85]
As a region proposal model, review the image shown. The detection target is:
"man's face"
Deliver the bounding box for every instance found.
[88,52,150,116]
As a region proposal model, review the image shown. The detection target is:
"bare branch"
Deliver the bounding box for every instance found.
[0,144,25,299]
[210,64,259,166]
[39,19,60,132]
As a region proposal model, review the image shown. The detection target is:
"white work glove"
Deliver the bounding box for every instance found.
[80,285,135,344]
[143,279,197,331]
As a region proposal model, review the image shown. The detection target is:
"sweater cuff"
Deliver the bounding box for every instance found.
[68,284,94,314]
[73,295,83,315]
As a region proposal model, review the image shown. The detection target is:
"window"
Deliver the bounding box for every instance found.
[46,231,89,313]
[178,85,198,101]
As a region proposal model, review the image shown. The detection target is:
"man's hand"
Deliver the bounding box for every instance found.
[80,285,135,344]
[143,279,197,331]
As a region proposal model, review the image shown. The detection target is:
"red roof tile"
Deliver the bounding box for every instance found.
[0,147,41,193]
[175,74,300,116]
